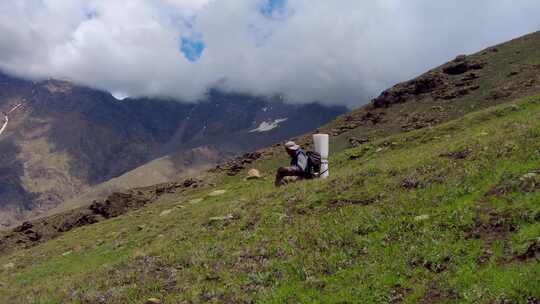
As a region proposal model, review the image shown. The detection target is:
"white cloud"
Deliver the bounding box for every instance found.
[162,0,214,12]
[0,0,539,107]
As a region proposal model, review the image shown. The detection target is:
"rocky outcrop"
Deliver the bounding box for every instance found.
[372,73,447,108]
[0,178,203,255]
[372,55,487,108]
[89,193,151,219]
[213,151,264,176]
[442,55,486,75]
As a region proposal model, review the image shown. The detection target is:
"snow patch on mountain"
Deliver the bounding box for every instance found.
[112,92,129,101]
[250,118,288,133]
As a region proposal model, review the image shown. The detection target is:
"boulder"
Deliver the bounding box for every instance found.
[189,198,204,204]
[414,214,431,222]
[208,214,235,224]
[521,172,537,180]
[454,54,467,62]
[13,221,32,232]
[2,262,14,270]
[159,209,174,217]
[443,58,485,75]
[443,62,470,75]
[209,190,227,197]
[246,169,262,180]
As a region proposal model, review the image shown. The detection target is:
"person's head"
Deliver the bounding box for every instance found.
[284,141,300,157]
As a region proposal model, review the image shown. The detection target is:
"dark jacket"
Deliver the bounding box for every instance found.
[290,149,309,172]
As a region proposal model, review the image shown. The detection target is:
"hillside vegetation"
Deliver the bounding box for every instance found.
[0,33,539,303]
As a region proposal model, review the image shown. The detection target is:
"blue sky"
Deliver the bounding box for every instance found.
[260,0,287,18]
[180,36,205,62]
[179,0,288,62]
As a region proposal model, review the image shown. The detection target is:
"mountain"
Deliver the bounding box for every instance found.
[0,31,539,303]
[0,75,346,228]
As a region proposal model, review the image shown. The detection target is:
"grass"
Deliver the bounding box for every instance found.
[0,94,539,303]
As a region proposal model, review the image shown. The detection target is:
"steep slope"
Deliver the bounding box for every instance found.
[1,93,538,304]
[0,75,346,227]
[0,32,539,303]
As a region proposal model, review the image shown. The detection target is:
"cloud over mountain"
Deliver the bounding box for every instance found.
[1,0,540,106]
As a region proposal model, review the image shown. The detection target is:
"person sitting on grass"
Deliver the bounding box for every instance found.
[275,141,313,187]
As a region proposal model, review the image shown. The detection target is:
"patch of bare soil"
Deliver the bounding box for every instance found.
[515,239,540,262]
[408,256,452,274]
[439,148,472,160]
[465,211,518,244]
[486,172,539,197]
[527,297,540,304]
[234,250,270,274]
[465,203,519,266]
[418,283,460,304]
[390,284,413,304]
[401,177,422,189]
[466,171,540,266]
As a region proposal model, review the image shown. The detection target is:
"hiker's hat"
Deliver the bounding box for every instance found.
[285,141,300,151]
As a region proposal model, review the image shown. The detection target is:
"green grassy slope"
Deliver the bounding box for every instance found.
[1,94,539,303]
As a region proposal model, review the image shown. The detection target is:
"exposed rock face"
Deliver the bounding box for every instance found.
[371,55,488,109]
[89,192,151,219]
[372,73,447,108]
[442,55,486,75]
